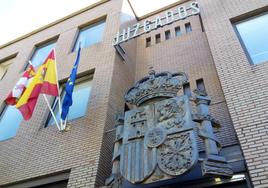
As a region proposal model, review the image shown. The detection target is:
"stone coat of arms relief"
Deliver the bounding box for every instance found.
[105,70,233,188]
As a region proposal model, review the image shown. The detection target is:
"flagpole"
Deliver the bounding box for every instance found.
[63,119,67,130]
[63,103,69,130]
[53,49,64,131]
[42,94,61,131]
[61,42,81,130]
[63,111,70,129]
[28,59,62,131]
[28,60,59,130]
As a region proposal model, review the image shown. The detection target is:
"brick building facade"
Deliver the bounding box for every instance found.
[0,0,267,187]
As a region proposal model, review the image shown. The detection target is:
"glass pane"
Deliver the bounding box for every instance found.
[146,37,151,47]
[0,105,23,141]
[185,23,192,33]
[183,83,191,97]
[47,80,92,126]
[73,20,106,51]
[236,13,268,64]
[47,97,61,126]
[196,79,206,91]
[175,26,181,36]
[165,30,171,40]
[31,42,56,67]
[68,81,92,120]
[155,34,161,44]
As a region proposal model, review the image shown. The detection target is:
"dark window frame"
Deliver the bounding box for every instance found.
[196,78,206,92]
[185,22,192,33]
[45,74,93,127]
[0,103,23,141]
[0,103,8,119]
[72,18,106,52]
[183,82,191,97]
[146,37,151,47]
[175,26,181,37]
[155,34,161,44]
[233,11,268,65]
[2,170,70,188]
[165,30,171,40]
[23,38,58,71]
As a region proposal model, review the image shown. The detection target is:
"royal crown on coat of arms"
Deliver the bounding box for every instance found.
[105,70,233,188]
[125,70,188,106]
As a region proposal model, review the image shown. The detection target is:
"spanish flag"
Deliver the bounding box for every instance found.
[41,50,59,96]
[15,50,59,120]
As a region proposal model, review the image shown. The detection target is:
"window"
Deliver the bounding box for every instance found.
[0,105,23,141]
[46,76,92,126]
[235,13,268,65]
[165,30,171,40]
[155,34,161,44]
[196,78,206,92]
[32,180,68,188]
[146,37,151,47]
[73,19,106,51]
[0,57,14,80]
[28,41,56,68]
[175,26,181,37]
[185,22,192,33]
[183,83,191,97]
[8,171,69,188]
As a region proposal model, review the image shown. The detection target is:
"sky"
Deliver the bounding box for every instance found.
[130,0,179,17]
[0,0,178,45]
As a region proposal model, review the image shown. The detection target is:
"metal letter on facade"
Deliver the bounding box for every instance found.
[113,2,200,46]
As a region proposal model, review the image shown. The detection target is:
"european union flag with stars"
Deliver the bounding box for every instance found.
[61,46,81,121]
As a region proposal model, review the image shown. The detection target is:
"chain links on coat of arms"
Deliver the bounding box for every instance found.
[157,133,193,176]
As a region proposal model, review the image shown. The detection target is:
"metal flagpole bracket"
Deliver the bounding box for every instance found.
[53,48,64,131]
[42,94,61,131]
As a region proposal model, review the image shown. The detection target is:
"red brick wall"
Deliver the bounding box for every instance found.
[1,0,268,187]
[0,0,127,187]
[199,0,268,187]
[134,2,237,149]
